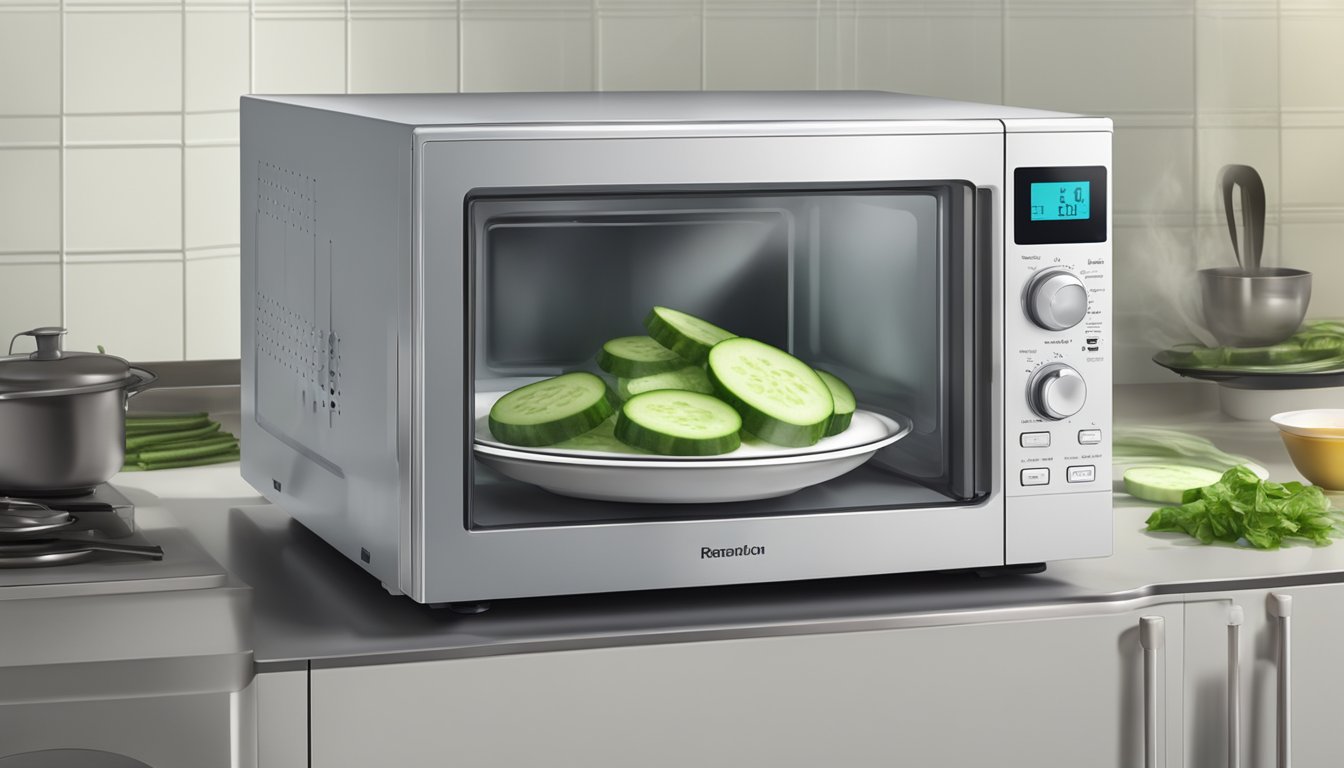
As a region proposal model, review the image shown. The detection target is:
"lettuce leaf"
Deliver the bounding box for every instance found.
[1145,465,1344,549]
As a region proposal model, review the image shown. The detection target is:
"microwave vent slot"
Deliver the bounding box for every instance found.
[254,160,341,438]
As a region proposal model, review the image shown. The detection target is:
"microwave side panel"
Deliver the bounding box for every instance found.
[240,97,413,595]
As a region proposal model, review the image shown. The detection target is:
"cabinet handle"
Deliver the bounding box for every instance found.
[1140,615,1165,768]
[1227,605,1243,768]
[1269,594,1293,768]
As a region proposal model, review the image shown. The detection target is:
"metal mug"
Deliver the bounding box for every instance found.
[1199,266,1312,348]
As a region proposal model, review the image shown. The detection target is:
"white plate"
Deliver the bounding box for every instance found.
[472,391,912,503]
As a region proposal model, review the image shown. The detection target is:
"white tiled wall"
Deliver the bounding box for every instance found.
[0,0,1334,383]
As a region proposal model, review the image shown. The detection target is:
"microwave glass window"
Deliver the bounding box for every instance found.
[467,185,982,529]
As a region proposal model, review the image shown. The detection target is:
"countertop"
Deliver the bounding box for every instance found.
[111,382,1344,672]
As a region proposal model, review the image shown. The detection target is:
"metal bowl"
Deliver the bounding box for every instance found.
[1199,267,1312,347]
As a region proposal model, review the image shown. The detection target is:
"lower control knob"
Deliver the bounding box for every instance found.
[1029,363,1087,421]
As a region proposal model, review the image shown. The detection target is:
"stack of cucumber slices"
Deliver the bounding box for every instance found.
[487,306,857,457]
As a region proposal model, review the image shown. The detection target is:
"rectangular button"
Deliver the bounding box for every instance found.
[1020,431,1051,448]
[1020,468,1050,486]
[1077,429,1103,445]
[1067,465,1096,483]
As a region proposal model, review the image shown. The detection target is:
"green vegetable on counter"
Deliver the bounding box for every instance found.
[125,422,221,451]
[1144,465,1344,549]
[124,412,240,471]
[133,436,239,465]
[123,450,241,472]
[1114,426,1258,474]
[125,413,212,435]
[1123,465,1226,504]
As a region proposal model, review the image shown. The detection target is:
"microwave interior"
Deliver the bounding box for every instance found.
[467,183,986,530]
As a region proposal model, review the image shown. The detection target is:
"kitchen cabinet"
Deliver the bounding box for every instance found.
[309,603,1184,768]
[1183,582,1344,768]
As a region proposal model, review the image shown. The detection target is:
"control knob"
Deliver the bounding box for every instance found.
[1028,363,1087,421]
[1025,269,1088,331]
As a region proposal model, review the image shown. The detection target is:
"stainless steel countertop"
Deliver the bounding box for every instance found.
[114,382,1344,671]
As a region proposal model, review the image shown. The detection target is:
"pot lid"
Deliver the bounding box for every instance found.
[0,327,134,396]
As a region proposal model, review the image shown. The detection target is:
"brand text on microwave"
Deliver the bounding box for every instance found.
[701,545,766,559]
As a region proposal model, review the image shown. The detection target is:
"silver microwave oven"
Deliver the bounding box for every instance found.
[240,91,1113,606]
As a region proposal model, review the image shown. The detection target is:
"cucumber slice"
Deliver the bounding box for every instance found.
[614,390,742,456]
[644,306,736,364]
[488,372,616,447]
[815,370,856,437]
[1123,465,1225,504]
[617,366,713,401]
[552,417,651,455]
[707,337,834,447]
[596,335,687,378]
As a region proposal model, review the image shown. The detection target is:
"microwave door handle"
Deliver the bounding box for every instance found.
[1140,615,1165,768]
[1269,594,1293,768]
[1228,605,1243,768]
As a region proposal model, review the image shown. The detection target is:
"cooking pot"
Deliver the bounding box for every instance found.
[0,328,156,495]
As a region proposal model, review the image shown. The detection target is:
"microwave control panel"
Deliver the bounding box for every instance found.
[1003,131,1112,499]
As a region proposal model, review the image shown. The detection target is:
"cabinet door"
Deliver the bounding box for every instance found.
[311,604,1183,768]
[1183,582,1344,768]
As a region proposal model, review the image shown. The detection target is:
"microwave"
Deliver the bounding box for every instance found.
[240,91,1113,606]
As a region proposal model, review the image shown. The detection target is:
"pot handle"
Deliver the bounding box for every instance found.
[125,366,157,398]
[1218,164,1266,275]
[7,326,66,358]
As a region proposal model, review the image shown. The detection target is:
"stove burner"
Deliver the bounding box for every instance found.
[0,484,157,568]
[0,498,74,536]
[0,538,163,568]
[0,486,97,499]
[0,543,93,568]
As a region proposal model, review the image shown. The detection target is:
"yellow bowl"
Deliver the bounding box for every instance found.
[1270,408,1344,439]
[1277,431,1344,490]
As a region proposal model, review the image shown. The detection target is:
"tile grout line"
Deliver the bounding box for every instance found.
[851,0,858,89]
[699,0,706,90]
[345,0,351,93]
[182,0,188,359]
[1276,0,1283,266]
[1190,0,1198,244]
[999,0,1006,104]
[58,0,66,330]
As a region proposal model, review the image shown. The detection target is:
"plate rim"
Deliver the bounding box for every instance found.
[474,410,912,469]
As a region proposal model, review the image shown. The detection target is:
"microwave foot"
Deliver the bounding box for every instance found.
[972,562,1046,578]
[431,601,493,615]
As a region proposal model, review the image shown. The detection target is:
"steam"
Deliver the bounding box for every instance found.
[1130,169,1218,349]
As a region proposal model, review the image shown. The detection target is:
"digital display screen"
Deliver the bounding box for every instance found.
[1030,181,1091,221]
[1014,166,1107,244]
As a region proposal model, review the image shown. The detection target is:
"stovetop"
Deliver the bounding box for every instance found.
[0,484,228,598]
[0,484,162,567]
